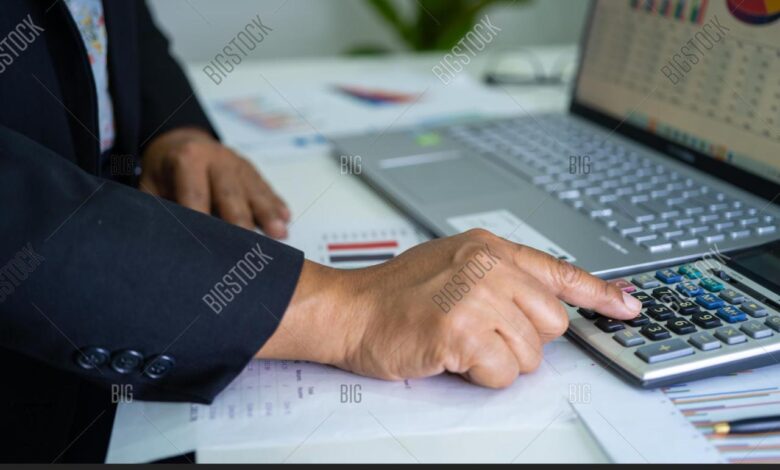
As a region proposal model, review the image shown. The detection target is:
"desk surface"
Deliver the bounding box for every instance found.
[111,47,610,463]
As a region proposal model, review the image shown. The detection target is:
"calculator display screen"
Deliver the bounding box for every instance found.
[731,244,780,293]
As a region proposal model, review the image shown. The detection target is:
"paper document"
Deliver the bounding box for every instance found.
[572,363,780,464]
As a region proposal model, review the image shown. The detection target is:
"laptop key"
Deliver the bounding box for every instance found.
[740,320,773,339]
[635,339,694,363]
[756,225,777,236]
[642,239,673,253]
[689,332,721,351]
[729,229,751,240]
[670,234,699,249]
[700,231,726,244]
[629,232,658,244]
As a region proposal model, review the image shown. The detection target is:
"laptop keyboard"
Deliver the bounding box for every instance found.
[447,116,777,252]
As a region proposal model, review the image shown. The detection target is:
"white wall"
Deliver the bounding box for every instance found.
[147,0,590,62]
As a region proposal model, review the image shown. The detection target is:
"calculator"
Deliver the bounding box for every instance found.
[565,240,780,388]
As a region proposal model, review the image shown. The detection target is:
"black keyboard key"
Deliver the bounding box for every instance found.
[632,292,656,307]
[577,308,599,320]
[641,323,672,341]
[671,300,699,316]
[646,305,675,321]
[625,314,651,327]
[596,317,625,333]
[692,312,722,329]
[652,287,680,303]
[667,318,697,335]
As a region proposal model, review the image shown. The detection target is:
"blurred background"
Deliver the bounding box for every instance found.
[147,0,589,62]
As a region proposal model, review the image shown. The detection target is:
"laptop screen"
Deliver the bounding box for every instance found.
[572,0,780,199]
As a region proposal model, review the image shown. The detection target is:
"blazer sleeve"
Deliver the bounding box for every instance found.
[0,125,304,404]
[136,1,219,147]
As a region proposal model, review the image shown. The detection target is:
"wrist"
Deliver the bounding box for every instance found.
[256,260,373,366]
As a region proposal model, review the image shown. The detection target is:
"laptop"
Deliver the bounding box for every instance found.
[331,0,780,277]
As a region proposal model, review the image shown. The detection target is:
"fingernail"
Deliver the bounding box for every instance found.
[622,292,642,313]
[270,219,287,238]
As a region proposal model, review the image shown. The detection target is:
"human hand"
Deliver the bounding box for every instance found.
[259,229,642,388]
[140,128,290,238]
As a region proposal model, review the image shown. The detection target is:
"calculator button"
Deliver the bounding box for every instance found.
[676,281,703,297]
[716,306,748,324]
[667,318,697,335]
[655,269,682,284]
[652,287,680,303]
[699,278,724,292]
[595,317,625,333]
[740,321,773,339]
[625,314,651,327]
[692,312,722,329]
[610,279,636,293]
[679,265,704,279]
[742,301,768,318]
[671,301,699,316]
[715,326,747,345]
[696,293,725,310]
[719,289,746,305]
[613,329,646,347]
[632,292,656,307]
[641,323,672,341]
[765,316,780,332]
[635,339,694,363]
[688,332,721,351]
[577,308,599,320]
[646,305,675,321]
[632,274,660,289]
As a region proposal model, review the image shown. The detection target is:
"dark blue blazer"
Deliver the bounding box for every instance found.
[0,0,303,462]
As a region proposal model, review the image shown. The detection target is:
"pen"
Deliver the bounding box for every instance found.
[713,415,780,435]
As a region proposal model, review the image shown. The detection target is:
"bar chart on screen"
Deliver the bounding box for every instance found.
[661,364,780,464]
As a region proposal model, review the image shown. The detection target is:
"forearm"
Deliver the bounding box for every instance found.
[255,261,370,366]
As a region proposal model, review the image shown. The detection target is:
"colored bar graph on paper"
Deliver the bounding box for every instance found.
[662,366,780,464]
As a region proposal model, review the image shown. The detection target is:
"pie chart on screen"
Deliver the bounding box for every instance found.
[726,0,780,24]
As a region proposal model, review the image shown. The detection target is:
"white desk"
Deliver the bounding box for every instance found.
[111,47,610,463]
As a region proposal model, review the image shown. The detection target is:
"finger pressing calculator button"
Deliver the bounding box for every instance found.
[577,308,599,320]
[742,301,768,318]
[625,314,651,327]
[692,312,722,329]
[641,323,672,341]
[716,306,748,324]
[647,305,675,321]
[635,339,694,363]
[714,326,748,345]
[610,279,636,293]
[719,289,746,305]
[596,317,625,333]
[613,329,646,347]
[689,332,721,351]
[632,292,656,307]
[766,316,780,332]
[632,274,660,289]
[667,318,697,335]
[696,293,725,310]
[740,320,773,339]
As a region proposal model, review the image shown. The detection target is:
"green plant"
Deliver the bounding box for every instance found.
[359,0,531,53]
